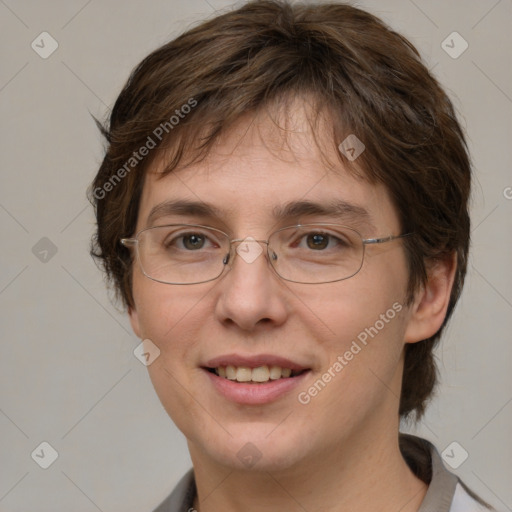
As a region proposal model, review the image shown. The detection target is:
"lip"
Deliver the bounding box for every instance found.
[203,353,308,371]
[203,368,311,405]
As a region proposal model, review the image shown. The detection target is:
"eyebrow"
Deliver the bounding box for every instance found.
[272,199,375,230]
[145,198,375,230]
[146,199,224,227]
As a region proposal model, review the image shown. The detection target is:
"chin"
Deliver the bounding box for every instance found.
[193,425,310,472]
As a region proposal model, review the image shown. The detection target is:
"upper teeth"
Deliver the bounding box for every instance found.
[216,365,294,382]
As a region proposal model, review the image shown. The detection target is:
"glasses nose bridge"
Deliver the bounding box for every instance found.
[226,237,271,267]
[230,237,269,247]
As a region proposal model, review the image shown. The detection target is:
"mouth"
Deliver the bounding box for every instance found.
[204,365,308,383]
[201,355,311,404]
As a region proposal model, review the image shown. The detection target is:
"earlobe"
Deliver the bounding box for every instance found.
[404,252,457,344]
[128,305,142,338]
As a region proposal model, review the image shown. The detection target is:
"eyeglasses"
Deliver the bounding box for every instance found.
[120,223,412,285]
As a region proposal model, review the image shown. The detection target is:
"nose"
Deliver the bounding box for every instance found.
[214,238,288,331]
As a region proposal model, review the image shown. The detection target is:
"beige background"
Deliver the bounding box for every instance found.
[1,0,511,510]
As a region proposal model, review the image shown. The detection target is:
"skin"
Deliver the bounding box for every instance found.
[129,98,456,512]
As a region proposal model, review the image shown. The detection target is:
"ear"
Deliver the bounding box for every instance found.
[404,252,457,344]
[128,305,142,339]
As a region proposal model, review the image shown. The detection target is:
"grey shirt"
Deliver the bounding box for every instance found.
[153,434,490,512]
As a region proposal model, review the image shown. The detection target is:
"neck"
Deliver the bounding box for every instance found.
[188,418,427,512]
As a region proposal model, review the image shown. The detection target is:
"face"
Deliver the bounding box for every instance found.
[129,102,417,473]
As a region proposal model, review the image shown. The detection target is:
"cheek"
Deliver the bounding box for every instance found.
[132,276,214,433]
[131,277,206,405]
[294,286,408,430]
[292,260,409,405]
[132,270,207,342]
[296,263,407,342]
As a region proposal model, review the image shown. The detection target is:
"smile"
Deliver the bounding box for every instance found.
[207,365,307,383]
[201,354,311,404]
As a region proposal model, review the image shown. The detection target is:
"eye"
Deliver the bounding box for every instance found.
[306,233,330,250]
[299,231,346,251]
[181,233,206,250]
[162,230,217,251]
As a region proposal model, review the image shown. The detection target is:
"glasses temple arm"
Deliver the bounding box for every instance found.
[363,233,413,245]
[120,238,138,247]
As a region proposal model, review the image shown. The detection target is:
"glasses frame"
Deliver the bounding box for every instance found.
[120,223,413,285]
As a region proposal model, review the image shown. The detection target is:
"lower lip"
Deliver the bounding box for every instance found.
[203,369,310,405]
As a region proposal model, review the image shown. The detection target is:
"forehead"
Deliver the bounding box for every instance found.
[137,101,399,234]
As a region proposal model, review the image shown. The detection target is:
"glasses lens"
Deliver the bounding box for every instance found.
[137,225,229,284]
[268,224,364,283]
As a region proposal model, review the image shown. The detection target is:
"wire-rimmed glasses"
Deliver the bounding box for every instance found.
[120,223,412,285]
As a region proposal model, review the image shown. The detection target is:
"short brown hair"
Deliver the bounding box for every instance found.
[89,0,471,421]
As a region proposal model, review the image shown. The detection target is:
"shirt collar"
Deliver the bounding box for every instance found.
[401,433,459,512]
